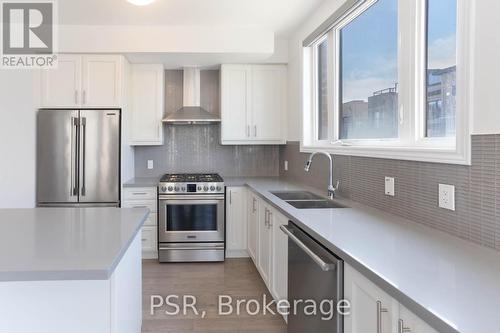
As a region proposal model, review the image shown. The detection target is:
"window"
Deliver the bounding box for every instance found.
[316,38,329,140]
[339,0,398,140]
[304,0,470,164]
[425,0,457,138]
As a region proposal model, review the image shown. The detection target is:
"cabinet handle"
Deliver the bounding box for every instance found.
[252,198,257,212]
[74,90,79,105]
[264,209,269,226]
[132,192,148,195]
[83,90,86,105]
[253,125,257,137]
[229,190,232,204]
[246,125,250,137]
[376,301,388,333]
[268,211,273,228]
[398,319,411,333]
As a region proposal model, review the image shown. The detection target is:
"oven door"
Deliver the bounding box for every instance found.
[158,194,225,243]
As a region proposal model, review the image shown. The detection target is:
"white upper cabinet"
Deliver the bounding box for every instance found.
[81,55,123,108]
[220,64,286,145]
[129,64,164,146]
[221,65,250,141]
[39,54,124,108]
[251,65,286,141]
[40,54,82,108]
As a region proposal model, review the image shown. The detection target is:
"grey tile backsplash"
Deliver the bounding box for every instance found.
[134,124,280,178]
[279,135,500,251]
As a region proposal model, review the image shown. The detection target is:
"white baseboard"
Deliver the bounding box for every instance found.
[225,249,250,258]
[142,251,158,260]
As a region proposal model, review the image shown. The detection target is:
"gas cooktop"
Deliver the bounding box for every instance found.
[158,173,224,194]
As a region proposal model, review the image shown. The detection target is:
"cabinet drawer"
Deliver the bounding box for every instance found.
[144,213,157,227]
[122,200,157,213]
[141,226,157,253]
[123,187,157,200]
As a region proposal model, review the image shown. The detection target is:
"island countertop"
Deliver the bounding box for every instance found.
[0,208,149,282]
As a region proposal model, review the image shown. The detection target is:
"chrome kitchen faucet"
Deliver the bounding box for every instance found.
[304,151,339,199]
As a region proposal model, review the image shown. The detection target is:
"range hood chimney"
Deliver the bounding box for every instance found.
[162,67,221,124]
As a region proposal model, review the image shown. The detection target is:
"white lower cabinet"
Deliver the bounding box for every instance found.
[345,263,438,333]
[226,187,248,258]
[244,189,288,321]
[257,203,273,287]
[399,305,438,333]
[270,206,288,303]
[123,187,158,259]
[247,190,259,263]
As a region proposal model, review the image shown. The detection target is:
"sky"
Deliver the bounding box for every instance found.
[341,0,457,102]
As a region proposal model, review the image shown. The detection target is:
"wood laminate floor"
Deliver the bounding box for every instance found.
[142,258,287,333]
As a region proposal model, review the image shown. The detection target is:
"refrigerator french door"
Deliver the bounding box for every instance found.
[37,109,120,207]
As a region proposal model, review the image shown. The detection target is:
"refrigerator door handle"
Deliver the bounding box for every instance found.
[71,117,79,196]
[80,117,86,196]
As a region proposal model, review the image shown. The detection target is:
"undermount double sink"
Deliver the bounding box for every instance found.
[271,191,347,209]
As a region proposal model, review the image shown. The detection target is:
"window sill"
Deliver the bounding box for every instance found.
[300,142,471,165]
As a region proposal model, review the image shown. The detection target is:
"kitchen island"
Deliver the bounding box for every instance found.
[0,208,149,333]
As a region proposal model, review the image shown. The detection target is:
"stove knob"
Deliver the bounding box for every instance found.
[181,186,186,192]
[174,186,180,192]
[210,186,215,191]
[216,186,222,192]
[161,186,167,192]
[203,186,209,191]
[167,186,173,192]
[197,186,202,191]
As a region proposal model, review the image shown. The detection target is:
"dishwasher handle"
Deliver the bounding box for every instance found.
[280,225,336,272]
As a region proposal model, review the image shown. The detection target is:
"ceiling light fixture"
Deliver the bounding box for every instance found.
[127,0,155,6]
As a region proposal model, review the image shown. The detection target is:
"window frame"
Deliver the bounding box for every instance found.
[301,0,472,165]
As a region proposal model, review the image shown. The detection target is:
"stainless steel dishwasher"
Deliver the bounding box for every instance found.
[281,221,343,333]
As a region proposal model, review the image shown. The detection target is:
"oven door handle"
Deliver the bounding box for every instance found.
[159,194,224,201]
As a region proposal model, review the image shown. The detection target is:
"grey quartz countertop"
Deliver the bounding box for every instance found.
[0,208,149,282]
[227,177,500,333]
[123,177,160,187]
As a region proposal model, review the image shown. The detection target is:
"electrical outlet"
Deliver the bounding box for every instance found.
[385,177,395,196]
[147,160,154,170]
[439,184,455,211]
[284,160,288,171]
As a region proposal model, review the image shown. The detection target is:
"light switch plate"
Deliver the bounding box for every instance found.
[439,184,455,211]
[284,160,288,171]
[147,160,154,170]
[385,177,395,196]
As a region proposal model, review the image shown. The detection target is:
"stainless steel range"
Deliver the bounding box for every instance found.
[158,173,225,262]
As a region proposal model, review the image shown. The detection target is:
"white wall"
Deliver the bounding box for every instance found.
[471,0,500,135]
[0,71,36,208]
[286,0,500,141]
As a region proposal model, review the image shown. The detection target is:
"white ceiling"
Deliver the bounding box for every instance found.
[58,0,324,36]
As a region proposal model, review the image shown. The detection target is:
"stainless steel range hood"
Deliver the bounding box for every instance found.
[162,68,221,125]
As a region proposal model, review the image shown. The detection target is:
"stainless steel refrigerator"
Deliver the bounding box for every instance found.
[37,109,120,207]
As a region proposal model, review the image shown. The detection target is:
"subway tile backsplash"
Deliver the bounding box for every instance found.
[134,124,280,178]
[280,135,500,251]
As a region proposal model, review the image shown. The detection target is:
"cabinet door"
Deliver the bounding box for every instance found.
[226,187,248,257]
[257,203,272,287]
[250,65,286,142]
[40,54,82,108]
[271,208,288,303]
[130,64,164,145]
[82,55,122,107]
[247,191,259,262]
[344,264,398,333]
[220,65,251,142]
[399,305,438,333]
